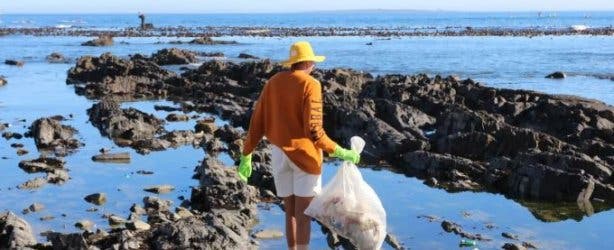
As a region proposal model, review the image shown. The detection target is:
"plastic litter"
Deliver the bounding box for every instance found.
[460,239,477,247]
[305,136,387,250]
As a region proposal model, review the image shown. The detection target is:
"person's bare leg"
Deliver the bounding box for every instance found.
[295,196,314,249]
[284,195,297,250]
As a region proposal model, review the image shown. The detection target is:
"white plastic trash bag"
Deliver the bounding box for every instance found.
[305,136,387,250]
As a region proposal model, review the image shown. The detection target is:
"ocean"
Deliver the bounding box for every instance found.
[0,12,613,249]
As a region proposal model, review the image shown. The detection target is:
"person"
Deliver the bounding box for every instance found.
[237,41,360,250]
[138,13,145,29]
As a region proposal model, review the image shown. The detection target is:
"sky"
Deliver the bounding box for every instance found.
[1,0,614,13]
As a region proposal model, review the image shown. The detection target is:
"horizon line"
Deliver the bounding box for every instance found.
[2,8,614,15]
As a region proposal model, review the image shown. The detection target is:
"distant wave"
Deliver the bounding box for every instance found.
[60,19,87,24]
[55,24,72,29]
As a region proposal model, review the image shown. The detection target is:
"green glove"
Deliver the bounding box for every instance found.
[331,145,360,164]
[237,154,252,182]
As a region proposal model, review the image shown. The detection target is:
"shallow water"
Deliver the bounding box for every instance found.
[1,34,613,249]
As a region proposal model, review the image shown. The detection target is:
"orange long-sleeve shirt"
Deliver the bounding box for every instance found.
[242,70,338,175]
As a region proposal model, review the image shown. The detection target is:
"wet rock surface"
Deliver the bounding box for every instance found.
[67,52,175,99]
[81,35,113,46]
[0,76,7,86]
[84,193,107,206]
[18,156,70,188]
[87,98,165,149]
[238,53,259,59]
[92,152,131,163]
[151,48,197,65]
[25,117,82,153]
[189,36,238,45]
[441,220,490,241]
[46,52,68,63]
[30,154,260,249]
[4,59,24,67]
[65,56,614,205]
[2,131,23,140]
[48,53,614,248]
[0,211,37,248]
[546,71,566,79]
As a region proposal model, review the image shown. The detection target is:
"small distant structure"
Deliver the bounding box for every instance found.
[138,12,154,30]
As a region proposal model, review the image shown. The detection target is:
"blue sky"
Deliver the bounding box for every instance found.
[2,0,614,13]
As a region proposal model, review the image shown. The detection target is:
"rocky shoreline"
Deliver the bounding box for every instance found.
[1,26,613,37]
[1,47,613,249]
[64,50,614,203]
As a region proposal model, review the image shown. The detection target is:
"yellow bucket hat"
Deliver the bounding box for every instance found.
[282,41,325,67]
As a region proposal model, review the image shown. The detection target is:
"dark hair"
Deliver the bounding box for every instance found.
[291,61,314,71]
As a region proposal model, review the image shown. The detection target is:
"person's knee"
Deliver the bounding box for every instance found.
[294,196,313,218]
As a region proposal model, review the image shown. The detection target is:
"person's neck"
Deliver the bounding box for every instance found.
[292,69,311,75]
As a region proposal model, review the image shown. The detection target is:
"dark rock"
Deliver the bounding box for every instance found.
[501,232,519,240]
[87,98,165,145]
[39,215,54,221]
[74,220,93,231]
[503,242,527,250]
[152,48,197,65]
[22,203,44,214]
[522,241,538,249]
[143,196,172,212]
[385,233,404,249]
[67,53,175,99]
[26,117,82,152]
[46,232,88,249]
[160,130,196,147]
[16,149,28,156]
[238,53,259,59]
[545,71,566,79]
[154,105,181,112]
[4,59,24,67]
[189,37,237,45]
[441,220,490,241]
[166,113,189,122]
[108,215,127,226]
[195,118,217,133]
[136,170,154,175]
[18,177,47,189]
[144,185,175,194]
[150,212,256,249]
[81,35,113,46]
[61,57,614,210]
[402,151,485,191]
[126,220,150,231]
[84,193,107,206]
[0,76,6,86]
[2,131,23,140]
[199,52,225,57]
[0,211,37,248]
[10,143,23,148]
[18,156,65,173]
[92,152,131,163]
[46,52,67,63]
[191,157,258,212]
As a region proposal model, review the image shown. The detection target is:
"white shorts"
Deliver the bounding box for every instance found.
[271,145,322,198]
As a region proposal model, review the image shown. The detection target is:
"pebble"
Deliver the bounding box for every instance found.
[126,220,150,231]
[75,220,94,231]
[143,184,175,194]
[84,192,107,205]
[251,229,283,239]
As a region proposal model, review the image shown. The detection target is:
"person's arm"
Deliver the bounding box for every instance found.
[303,80,337,154]
[242,87,266,155]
